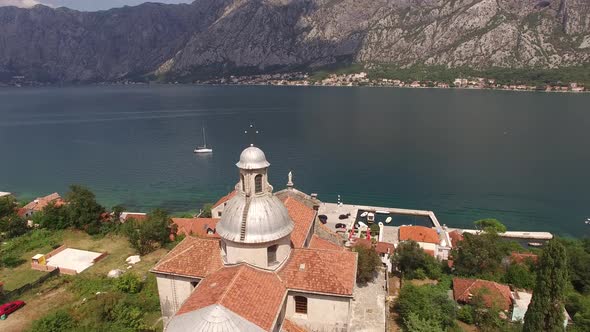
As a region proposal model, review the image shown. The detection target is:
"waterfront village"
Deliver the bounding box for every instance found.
[196,72,587,93]
[0,146,584,332]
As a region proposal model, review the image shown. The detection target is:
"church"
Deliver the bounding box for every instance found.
[151,145,358,332]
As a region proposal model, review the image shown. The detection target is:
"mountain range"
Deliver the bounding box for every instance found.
[0,0,589,83]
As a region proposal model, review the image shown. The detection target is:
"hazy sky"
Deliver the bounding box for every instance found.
[0,0,193,11]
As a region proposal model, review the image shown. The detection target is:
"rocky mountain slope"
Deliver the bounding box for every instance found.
[0,0,589,82]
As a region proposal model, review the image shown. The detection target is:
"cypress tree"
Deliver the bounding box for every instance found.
[523,239,568,332]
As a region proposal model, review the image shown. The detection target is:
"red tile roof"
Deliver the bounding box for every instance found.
[278,248,357,296]
[399,226,440,244]
[282,196,316,248]
[375,242,395,255]
[19,193,64,216]
[510,252,538,264]
[453,278,513,311]
[352,238,373,250]
[151,236,223,278]
[309,235,344,251]
[448,230,464,247]
[172,217,220,238]
[177,265,286,331]
[212,190,237,209]
[282,319,308,332]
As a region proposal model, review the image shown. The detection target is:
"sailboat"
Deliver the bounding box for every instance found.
[194,126,213,153]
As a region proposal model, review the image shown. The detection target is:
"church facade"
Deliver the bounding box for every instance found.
[151,146,358,332]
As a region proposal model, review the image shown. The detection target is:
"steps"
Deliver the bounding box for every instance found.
[240,196,251,241]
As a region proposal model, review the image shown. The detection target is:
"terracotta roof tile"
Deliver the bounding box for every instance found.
[453,278,513,311]
[282,319,308,332]
[448,230,464,247]
[399,226,440,244]
[178,265,286,331]
[172,217,220,238]
[375,242,395,255]
[309,235,344,251]
[151,236,223,278]
[212,190,237,209]
[278,248,357,296]
[510,252,538,264]
[352,238,373,250]
[20,193,64,216]
[282,196,315,248]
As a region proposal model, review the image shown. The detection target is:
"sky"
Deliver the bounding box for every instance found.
[0,0,193,11]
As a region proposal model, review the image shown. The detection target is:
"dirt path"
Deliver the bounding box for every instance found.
[0,287,73,332]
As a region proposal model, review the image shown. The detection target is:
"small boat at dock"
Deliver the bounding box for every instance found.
[360,211,368,218]
[385,217,392,224]
[528,242,543,247]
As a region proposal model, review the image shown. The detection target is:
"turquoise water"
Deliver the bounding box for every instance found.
[0,85,589,238]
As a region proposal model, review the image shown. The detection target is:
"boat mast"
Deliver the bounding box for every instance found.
[202,126,207,148]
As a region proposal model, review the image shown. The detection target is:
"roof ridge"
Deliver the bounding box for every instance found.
[218,265,246,306]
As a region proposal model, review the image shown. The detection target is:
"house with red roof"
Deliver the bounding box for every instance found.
[452,277,513,311]
[399,225,450,259]
[152,146,357,332]
[210,190,237,218]
[17,192,65,218]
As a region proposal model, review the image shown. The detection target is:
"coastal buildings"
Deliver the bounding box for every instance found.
[151,146,358,332]
[17,192,64,219]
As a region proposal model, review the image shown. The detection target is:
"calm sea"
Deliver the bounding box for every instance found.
[0,85,588,238]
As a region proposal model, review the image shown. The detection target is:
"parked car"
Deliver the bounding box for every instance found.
[0,300,25,320]
[318,215,328,224]
[338,213,350,220]
[335,223,347,229]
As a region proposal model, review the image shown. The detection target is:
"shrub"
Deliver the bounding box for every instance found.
[395,284,457,330]
[30,310,75,332]
[392,240,442,280]
[116,273,143,294]
[1,255,26,268]
[123,209,172,255]
[457,305,475,324]
[353,245,381,284]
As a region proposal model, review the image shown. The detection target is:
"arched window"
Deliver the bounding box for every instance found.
[294,296,308,314]
[241,174,245,192]
[255,174,263,193]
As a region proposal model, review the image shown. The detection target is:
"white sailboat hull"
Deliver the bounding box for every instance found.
[194,148,213,153]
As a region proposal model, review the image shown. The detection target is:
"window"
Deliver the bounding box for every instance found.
[190,281,199,289]
[255,174,263,193]
[217,211,222,217]
[294,296,308,314]
[267,245,278,265]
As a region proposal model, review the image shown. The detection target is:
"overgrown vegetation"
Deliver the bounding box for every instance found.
[353,245,382,284]
[122,209,173,255]
[392,240,442,280]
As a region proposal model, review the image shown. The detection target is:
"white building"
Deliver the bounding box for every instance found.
[152,145,358,332]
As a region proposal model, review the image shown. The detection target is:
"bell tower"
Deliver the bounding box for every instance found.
[216,145,294,270]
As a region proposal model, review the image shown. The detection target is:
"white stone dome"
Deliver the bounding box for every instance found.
[236,146,270,170]
[216,192,294,244]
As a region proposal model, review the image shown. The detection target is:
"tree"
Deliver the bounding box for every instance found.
[0,195,17,218]
[4,216,28,238]
[353,245,381,284]
[392,240,441,280]
[502,262,536,290]
[200,203,213,218]
[65,185,105,232]
[30,310,75,332]
[560,238,590,294]
[111,204,126,222]
[124,209,171,255]
[35,202,69,230]
[396,284,457,330]
[403,312,444,332]
[523,239,568,332]
[453,232,511,278]
[474,218,507,234]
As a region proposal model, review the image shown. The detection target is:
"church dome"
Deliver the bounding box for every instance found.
[236,146,270,170]
[216,192,294,244]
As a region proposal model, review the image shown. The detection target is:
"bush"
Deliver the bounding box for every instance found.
[392,240,442,280]
[457,305,475,324]
[116,273,143,294]
[502,263,536,290]
[353,245,382,284]
[395,284,457,330]
[30,310,75,332]
[1,255,26,268]
[123,209,172,255]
